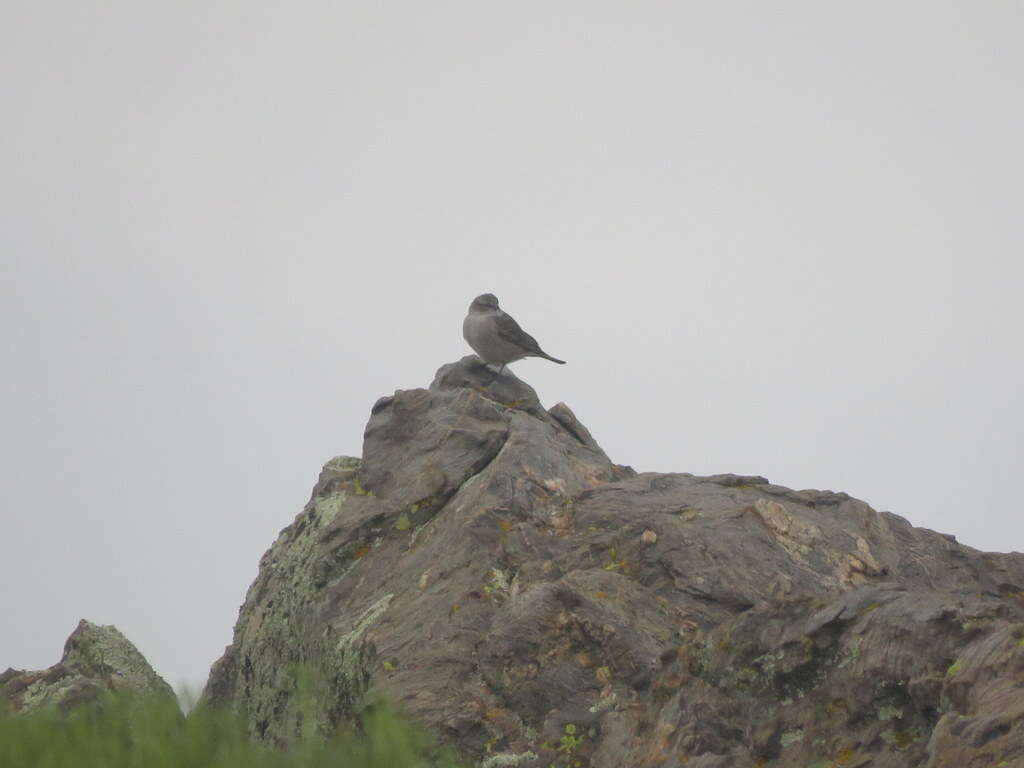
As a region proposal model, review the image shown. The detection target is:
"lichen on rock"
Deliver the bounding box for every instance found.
[1,619,174,714]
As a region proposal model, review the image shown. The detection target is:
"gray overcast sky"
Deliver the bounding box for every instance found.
[2,2,1022,696]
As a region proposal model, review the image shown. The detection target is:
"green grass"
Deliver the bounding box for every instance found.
[0,694,465,768]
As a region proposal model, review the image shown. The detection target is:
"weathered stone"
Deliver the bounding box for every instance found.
[203,357,1024,766]
[1,619,174,714]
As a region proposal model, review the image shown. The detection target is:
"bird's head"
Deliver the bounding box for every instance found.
[469,293,500,312]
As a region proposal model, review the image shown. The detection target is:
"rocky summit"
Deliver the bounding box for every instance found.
[1,619,175,713]
[203,356,1024,767]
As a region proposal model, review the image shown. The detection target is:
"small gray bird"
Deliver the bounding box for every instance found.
[463,293,566,373]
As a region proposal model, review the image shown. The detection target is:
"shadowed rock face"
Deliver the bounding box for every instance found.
[1,620,175,713]
[203,357,1024,766]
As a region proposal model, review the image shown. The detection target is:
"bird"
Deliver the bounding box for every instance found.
[463,293,566,374]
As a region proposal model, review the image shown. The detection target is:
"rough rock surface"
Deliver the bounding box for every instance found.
[204,356,1024,767]
[1,619,175,713]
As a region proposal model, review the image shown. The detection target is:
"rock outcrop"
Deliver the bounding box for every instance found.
[1,619,175,713]
[204,356,1024,767]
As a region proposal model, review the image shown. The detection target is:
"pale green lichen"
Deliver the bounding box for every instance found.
[324,456,360,471]
[314,493,346,526]
[878,704,902,721]
[588,692,617,714]
[18,677,77,711]
[319,593,396,727]
[752,649,784,676]
[946,660,962,676]
[780,728,804,748]
[483,568,511,597]
[837,638,861,669]
[209,469,392,745]
[336,594,394,652]
[17,621,174,712]
[480,751,538,768]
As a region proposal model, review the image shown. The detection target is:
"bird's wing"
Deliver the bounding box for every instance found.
[495,311,544,354]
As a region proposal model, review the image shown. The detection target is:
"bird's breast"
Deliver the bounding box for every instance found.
[463,313,522,364]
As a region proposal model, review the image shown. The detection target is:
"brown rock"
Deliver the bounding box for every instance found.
[202,357,1024,766]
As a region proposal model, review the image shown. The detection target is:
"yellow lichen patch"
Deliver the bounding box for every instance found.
[353,546,371,560]
[881,729,914,750]
[825,699,847,715]
[594,591,608,600]
[604,548,627,571]
[946,660,962,676]
[736,667,758,685]
[484,709,505,721]
[574,652,593,668]
[394,513,411,531]
[558,723,582,756]
[595,665,611,684]
[496,518,512,532]
[834,748,857,764]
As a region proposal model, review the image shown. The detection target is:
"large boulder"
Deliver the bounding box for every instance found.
[1,619,175,713]
[204,357,1024,767]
